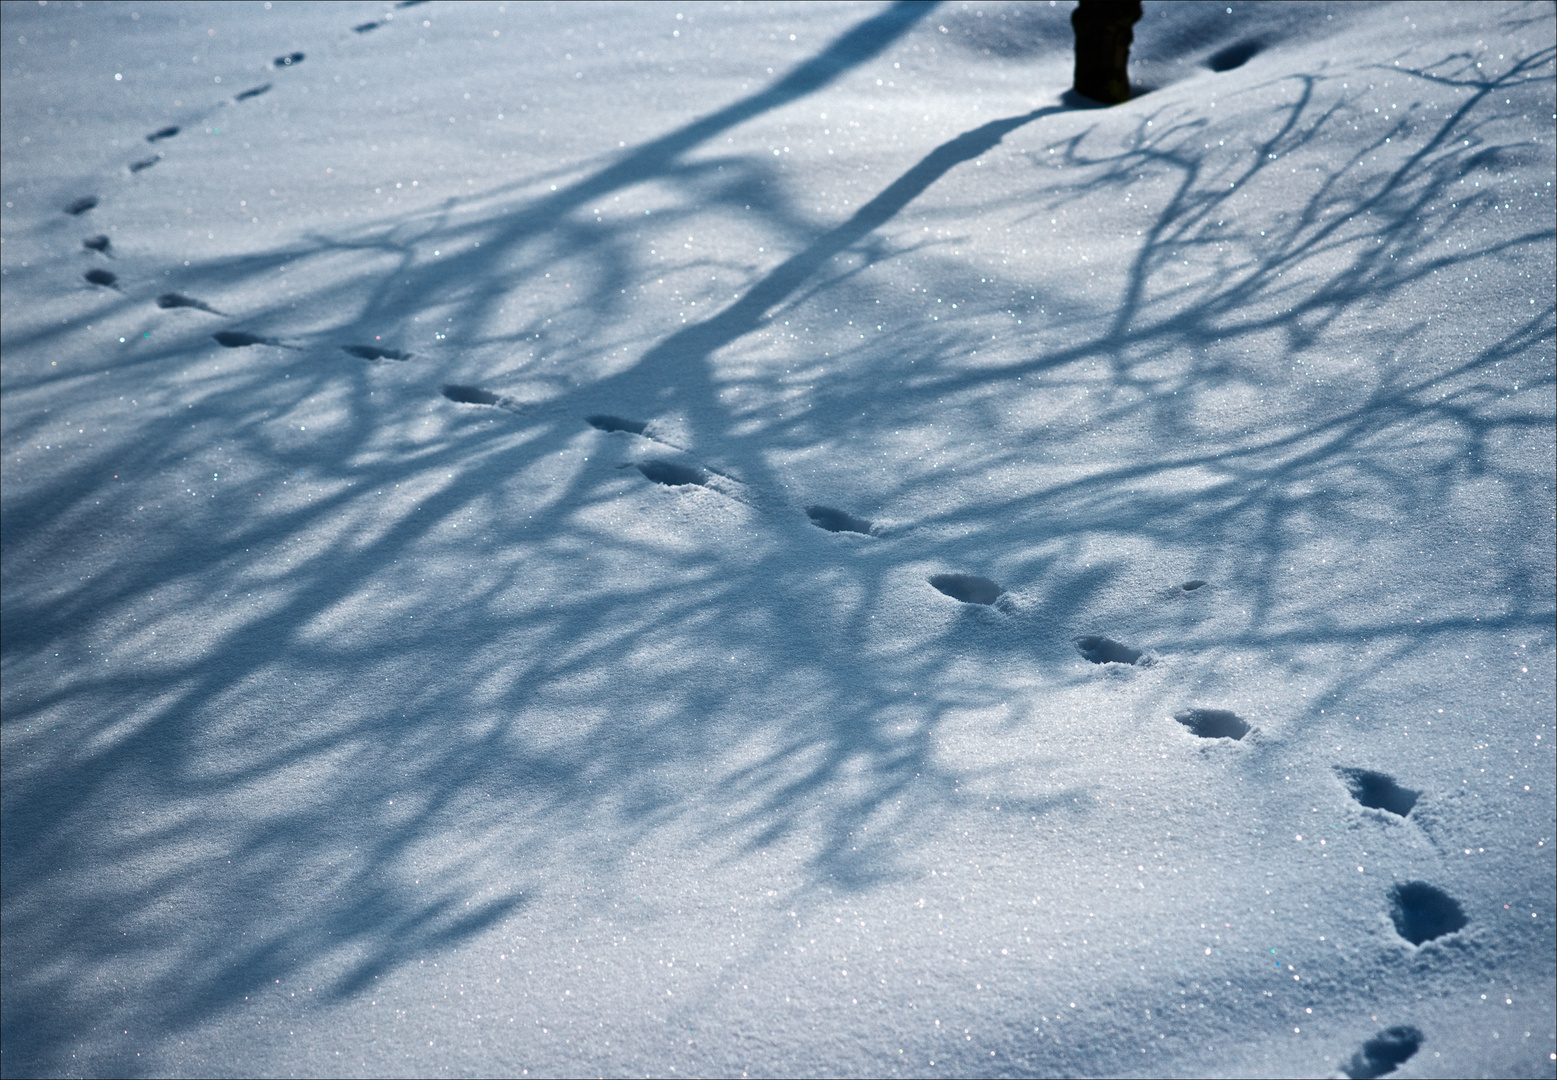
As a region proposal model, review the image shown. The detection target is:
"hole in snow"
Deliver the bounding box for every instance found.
[586,414,647,435]
[129,154,161,173]
[1340,1025,1424,1079]
[1389,882,1466,945]
[213,331,271,348]
[806,506,873,535]
[637,461,706,488]
[146,126,180,143]
[354,21,381,34]
[1338,768,1419,817]
[235,83,272,102]
[64,196,99,216]
[1076,636,1142,665]
[1181,579,1208,592]
[929,574,1002,605]
[1207,39,1262,72]
[1173,709,1249,740]
[343,344,411,361]
[274,52,305,68]
[84,269,117,288]
[158,293,223,315]
[441,384,505,406]
[83,235,112,254]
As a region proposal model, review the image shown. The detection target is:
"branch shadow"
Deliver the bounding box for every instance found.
[2,13,1553,1078]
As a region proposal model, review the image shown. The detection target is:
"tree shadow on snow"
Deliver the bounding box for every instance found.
[2,7,1553,1074]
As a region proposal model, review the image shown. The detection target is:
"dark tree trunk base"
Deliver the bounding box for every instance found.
[1072,0,1142,105]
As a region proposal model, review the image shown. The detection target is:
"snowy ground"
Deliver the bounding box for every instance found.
[2,2,1553,1076]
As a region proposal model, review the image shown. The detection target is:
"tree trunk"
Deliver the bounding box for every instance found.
[1072,0,1142,105]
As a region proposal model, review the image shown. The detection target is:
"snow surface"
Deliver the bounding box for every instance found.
[2,1,1554,1076]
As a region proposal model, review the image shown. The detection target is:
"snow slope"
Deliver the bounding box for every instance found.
[2,2,1553,1076]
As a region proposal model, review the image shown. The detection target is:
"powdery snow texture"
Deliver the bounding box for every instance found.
[2,2,1553,1077]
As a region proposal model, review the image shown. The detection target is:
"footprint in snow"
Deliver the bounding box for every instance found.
[807,505,874,536]
[274,52,305,67]
[343,344,412,361]
[83,268,119,289]
[1172,708,1249,740]
[1389,882,1466,945]
[353,21,382,33]
[235,84,272,102]
[586,414,648,435]
[83,235,113,255]
[1337,768,1419,817]
[1076,636,1147,665]
[441,384,520,410]
[929,573,1003,605]
[213,331,284,348]
[585,414,691,451]
[1159,579,1209,600]
[64,196,99,216]
[1207,39,1262,73]
[146,125,180,143]
[1338,1025,1423,1080]
[636,460,707,488]
[129,154,162,173]
[158,293,225,316]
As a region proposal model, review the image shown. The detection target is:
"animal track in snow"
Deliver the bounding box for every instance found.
[1180,579,1208,592]
[441,384,520,409]
[213,331,274,348]
[1207,40,1262,72]
[84,269,118,288]
[82,235,112,254]
[1389,882,1466,945]
[146,125,180,142]
[129,154,162,173]
[235,84,272,101]
[1337,768,1419,817]
[64,196,98,216]
[353,21,382,33]
[586,414,647,435]
[442,384,499,405]
[158,293,225,315]
[806,506,873,535]
[1076,636,1144,665]
[1173,708,1250,740]
[928,573,1002,605]
[274,52,305,67]
[1339,1026,1423,1080]
[343,344,411,361]
[637,461,707,488]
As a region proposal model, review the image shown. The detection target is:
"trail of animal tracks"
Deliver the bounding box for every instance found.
[2,2,1553,1077]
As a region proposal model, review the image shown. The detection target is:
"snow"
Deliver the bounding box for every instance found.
[2,1,1553,1076]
